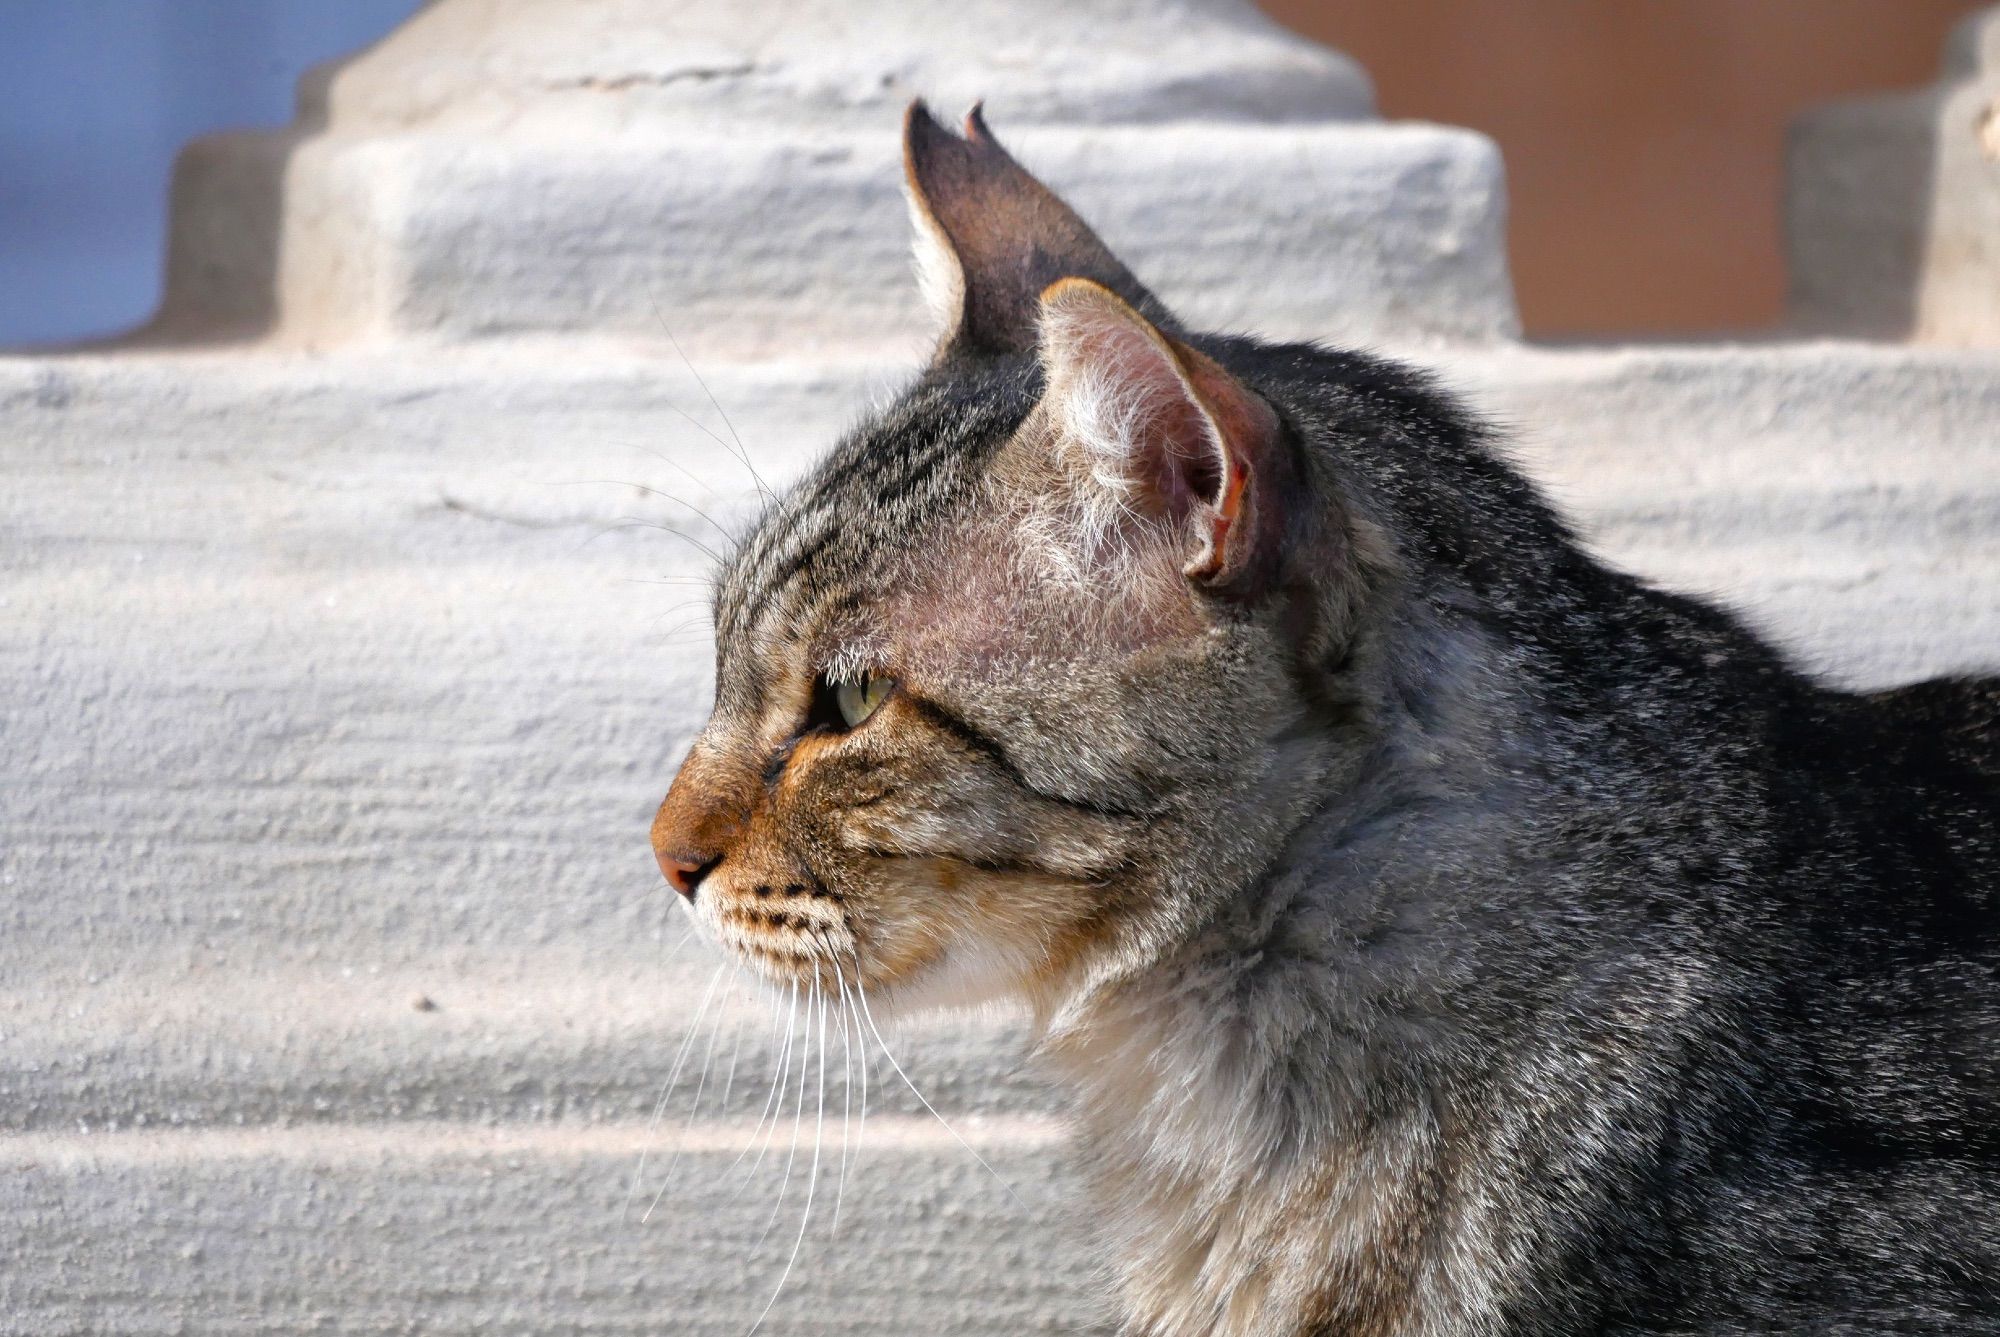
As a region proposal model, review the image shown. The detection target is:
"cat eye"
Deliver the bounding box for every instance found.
[806,671,896,734]
[832,673,895,729]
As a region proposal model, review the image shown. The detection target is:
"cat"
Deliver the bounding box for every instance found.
[650,102,2000,1337]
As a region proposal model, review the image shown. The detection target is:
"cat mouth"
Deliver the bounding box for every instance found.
[710,902,865,989]
[707,901,950,1001]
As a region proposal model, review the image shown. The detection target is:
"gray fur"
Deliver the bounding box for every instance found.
[655,115,2000,1337]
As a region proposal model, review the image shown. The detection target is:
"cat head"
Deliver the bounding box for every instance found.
[651,104,1389,1017]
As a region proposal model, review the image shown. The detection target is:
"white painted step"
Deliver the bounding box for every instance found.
[3,339,1997,1333]
[4,1116,1100,1336]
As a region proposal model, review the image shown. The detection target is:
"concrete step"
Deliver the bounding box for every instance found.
[4,337,1997,1332]
[3,1115,1100,1336]
[0,961,1049,1134]
[161,122,1512,353]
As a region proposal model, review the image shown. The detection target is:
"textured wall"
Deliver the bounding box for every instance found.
[6,338,1998,1333]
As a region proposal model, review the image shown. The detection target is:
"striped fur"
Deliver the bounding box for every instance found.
[652,111,2000,1336]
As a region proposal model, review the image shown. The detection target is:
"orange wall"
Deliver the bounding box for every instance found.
[1259,0,1985,338]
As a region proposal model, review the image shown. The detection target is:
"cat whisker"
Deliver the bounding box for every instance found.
[748,981,805,1191]
[642,288,772,504]
[644,600,716,632]
[642,996,743,1224]
[613,354,757,487]
[663,398,751,472]
[570,517,726,575]
[717,995,747,1117]
[853,972,870,1186]
[655,904,702,954]
[646,599,715,623]
[589,477,701,504]
[829,957,855,1238]
[732,980,798,1182]
[626,962,725,1225]
[552,477,739,547]
[652,618,719,648]
[747,981,829,1337]
[651,498,737,550]
[606,516,728,567]
[852,950,1029,1214]
[599,437,725,500]
[753,979,817,1253]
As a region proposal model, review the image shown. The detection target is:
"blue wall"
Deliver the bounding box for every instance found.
[0,1,421,346]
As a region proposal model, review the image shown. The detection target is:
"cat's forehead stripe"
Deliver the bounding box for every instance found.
[719,409,942,631]
[717,368,1034,651]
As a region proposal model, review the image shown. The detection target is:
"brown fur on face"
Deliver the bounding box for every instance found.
[653,634,1146,1004]
[648,106,1408,1337]
[652,104,1363,1017]
[651,104,2000,1337]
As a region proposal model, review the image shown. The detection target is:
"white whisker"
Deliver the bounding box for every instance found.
[641,990,739,1223]
[607,438,723,501]
[852,970,870,1186]
[717,999,748,1115]
[747,980,829,1337]
[625,963,725,1224]
[643,288,771,503]
[660,905,701,954]
[853,961,1029,1213]
[734,981,798,1182]
[754,979,817,1252]
[553,477,737,546]
[829,959,855,1238]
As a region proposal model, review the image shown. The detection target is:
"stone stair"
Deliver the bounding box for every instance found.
[4,3,1999,1333]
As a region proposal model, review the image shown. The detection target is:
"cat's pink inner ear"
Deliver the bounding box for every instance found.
[1038,278,1282,593]
[1175,346,1283,587]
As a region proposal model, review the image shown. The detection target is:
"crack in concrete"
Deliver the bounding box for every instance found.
[549,62,761,93]
[433,492,582,530]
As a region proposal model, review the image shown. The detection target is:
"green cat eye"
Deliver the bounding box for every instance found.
[833,673,894,729]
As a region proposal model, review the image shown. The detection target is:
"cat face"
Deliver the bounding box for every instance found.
[652,106,1364,1013]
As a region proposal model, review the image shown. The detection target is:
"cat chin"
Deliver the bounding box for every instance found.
[848,938,1046,1023]
[700,934,1034,1031]
[691,907,1011,1012]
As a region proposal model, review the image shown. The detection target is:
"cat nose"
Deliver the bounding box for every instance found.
[656,847,720,901]
[652,740,748,903]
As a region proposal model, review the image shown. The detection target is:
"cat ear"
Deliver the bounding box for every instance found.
[1038,277,1286,594]
[903,100,1169,360]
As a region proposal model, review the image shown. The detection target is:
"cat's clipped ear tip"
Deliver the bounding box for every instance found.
[903,98,988,194]
[904,98,997,152]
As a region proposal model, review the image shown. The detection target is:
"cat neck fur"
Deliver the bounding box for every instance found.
[1029,593,1646,1337]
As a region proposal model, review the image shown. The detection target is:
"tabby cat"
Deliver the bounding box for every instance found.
[650,103,2000,1336]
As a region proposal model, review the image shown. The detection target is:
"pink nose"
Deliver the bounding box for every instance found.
[655,847,715,901]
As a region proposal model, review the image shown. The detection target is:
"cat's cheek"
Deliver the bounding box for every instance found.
[860,862,1101,1009]
[828,862,952,996]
